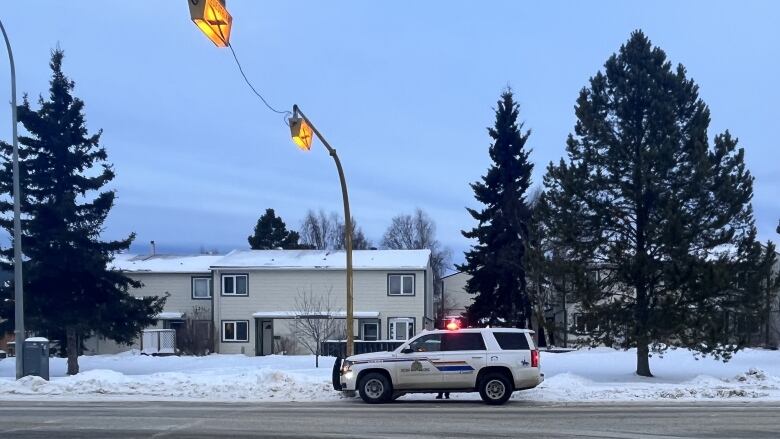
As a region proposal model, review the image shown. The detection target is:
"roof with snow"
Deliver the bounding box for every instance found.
[110,254,224,273]
[211,249,431,270]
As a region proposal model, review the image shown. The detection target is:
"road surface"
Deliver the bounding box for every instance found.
[1,400,779,438]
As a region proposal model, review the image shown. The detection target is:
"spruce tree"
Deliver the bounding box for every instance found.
[542,31,761,376]
[248,208,302,249]
[457,90,534,327]
[0,49,165,375]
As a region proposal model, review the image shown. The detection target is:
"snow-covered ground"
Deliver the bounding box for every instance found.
[0,348,778,402]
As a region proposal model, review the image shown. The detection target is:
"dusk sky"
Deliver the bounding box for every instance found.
[1,1,778,268]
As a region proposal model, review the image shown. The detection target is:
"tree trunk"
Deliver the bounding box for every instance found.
[765,276,772,348]
[636,337,652,377]
[66,326,79,376]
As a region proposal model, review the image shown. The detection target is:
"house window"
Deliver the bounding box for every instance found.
[389,317,415,340]
[222,320,249,342]
[222,274,248,296]
[192,277,211,299]
[360,320,379,341]
[388,274,415,296]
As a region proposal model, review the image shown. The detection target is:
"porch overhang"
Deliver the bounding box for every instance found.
[155,312,184,320]
[251,311,380,319]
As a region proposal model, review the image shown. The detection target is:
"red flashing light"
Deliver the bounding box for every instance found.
[446,321,459,331]
[531,349,540,368]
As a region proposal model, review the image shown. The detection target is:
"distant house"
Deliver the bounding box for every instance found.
[88,249,433,356]
[439,271,471,318]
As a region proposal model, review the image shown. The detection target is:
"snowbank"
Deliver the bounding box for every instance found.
[1,348,779,402]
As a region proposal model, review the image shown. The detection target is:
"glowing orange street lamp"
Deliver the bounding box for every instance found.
[188,0,232,47]
[289,105,355,357]
[289,116,313,151]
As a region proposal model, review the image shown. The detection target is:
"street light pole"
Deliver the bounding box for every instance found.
[0,18,24,379]
[291,105,354,357]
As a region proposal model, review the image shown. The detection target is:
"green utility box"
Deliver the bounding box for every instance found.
[23,337,50,380]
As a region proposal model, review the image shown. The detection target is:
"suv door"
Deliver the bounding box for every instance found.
[437,332,487,389]
[394,333,446,390]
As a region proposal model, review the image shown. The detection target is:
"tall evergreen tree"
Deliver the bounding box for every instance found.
[247,208,302,249]
[457,90,534,327]
[542,31,761,376]
[0,49,164,375]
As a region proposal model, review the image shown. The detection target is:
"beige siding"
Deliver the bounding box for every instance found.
[84,272,212,355]
[441,272,472,316]
[214,269,428,355]
[127,272,213,318]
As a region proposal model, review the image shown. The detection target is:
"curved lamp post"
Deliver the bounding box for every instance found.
[187,2,355,357]
[289,105,354,357]
[0,18,25,379]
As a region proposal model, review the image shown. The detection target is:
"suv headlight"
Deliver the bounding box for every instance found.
[341,360,353,374]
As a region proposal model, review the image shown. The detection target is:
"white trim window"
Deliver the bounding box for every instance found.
[192,277,211,299]
[222,320,249,342]
[222,274,248,296]
[389,317,415,341]
[388,274,415,296]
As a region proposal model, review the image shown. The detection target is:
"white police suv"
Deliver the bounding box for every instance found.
[334,327,543,405]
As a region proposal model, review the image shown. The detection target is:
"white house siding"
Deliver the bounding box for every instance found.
[214,268,431,355]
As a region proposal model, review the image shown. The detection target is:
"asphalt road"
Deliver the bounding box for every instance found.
[1,400,779,438]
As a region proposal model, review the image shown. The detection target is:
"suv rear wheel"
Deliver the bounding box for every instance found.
[479,372,512,405]
[358,372,392,404]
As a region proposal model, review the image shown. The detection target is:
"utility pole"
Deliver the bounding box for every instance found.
[0,18,25,379]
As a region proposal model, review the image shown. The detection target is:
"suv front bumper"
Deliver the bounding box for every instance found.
[339,370,358,391]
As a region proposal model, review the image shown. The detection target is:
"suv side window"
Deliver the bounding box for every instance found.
[493,332,530,350]
[441,332,486,351]
[408,334,442,352]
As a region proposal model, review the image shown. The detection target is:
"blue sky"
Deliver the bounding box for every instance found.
[1,1,778,267]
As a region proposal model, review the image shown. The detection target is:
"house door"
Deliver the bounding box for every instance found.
[256,319,273,356]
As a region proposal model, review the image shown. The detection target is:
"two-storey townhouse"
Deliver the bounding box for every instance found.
[211,249,434,356]
[84,253,223,354]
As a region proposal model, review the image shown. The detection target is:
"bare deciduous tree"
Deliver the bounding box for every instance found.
[300,209,371,250]
[300,210,340,250]
[293,288,344,367]
[177,306,214,356]
[334,217,371,250]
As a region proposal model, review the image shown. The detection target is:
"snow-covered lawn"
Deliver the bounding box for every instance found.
[0,348,778,402]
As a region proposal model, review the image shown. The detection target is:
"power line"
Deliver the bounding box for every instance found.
[227,42,291,120]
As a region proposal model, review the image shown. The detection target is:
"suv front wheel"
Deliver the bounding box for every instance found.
[479,372,513,405]
[358,372,392,404]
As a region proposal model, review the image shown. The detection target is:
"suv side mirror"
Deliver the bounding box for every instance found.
[401,347,413,354]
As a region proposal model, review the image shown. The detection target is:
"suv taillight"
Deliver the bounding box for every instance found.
[531,349,539,368]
